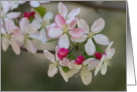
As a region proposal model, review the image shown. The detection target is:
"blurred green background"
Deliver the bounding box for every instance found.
[1,1,126,91]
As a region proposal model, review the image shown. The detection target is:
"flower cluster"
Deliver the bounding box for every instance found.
[1,1,115,85]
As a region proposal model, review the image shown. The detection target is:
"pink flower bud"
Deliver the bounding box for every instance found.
[94,52,102,60]
[75,55,84,65]
[57,48,69,60]
[23,11,35,19]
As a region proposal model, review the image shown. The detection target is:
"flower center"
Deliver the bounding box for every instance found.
[87,32,95,38]
[62,24,69,33]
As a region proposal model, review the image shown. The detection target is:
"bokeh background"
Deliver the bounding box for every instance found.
[1,1,126,91]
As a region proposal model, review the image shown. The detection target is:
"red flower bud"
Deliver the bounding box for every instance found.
[23,11,35,19]
[75,55,84,65]
[94,52,102,60]
[57,48,69,60]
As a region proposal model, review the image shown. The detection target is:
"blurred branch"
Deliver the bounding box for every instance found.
[21,48,55,54]
[73,2,126,12]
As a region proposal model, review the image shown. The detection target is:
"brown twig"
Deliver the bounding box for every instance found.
[73,1,126,12]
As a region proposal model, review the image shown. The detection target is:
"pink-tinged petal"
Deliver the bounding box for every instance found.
[69,28,84,38]
[83,58,95,65]
[12,31,24,46]
[47,27,63,38]
[85,39,96,56]
[101,62,107,75]
[25,40,37,54]
[2,37,10,51]
[55,46,60,61]
[19,18,29,31]
[80,68,92,85]
[58,2,68,18]
[93,34,109,45]
[68,18,78,30]
[87,60,99,70]
[66,17,75,24]
[91,18,105,33]
[77,19,89,33]
[25,24,38,34]
[59,58,70,67]
[67,8,80,19]
[48,64,58,77]
[59,67,68,82]
[30,1,40,7]
[10,40,20,55]
[55,14,66,28]
[70,34,87,43]
[43,50,56,63]
[58,34,70,49]
[6,12,21,19]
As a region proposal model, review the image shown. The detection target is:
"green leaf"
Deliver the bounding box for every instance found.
[34,6,46,17]
[62,67,69,73]
[47,39,58,42]
[83,52,95,60]
[29,16,34,23]
[96,45,104,54]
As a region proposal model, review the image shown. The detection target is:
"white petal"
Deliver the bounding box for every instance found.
[43,50,56,63]
[17,1,26,4]
[2,1,10,14]
[91,18,105,33]
[19,18,29,31]
[55,46,60,61]
[59,58,70,67]
[101,62,107,75]
[87,60,99,70]
[83,58,95,65]
[6,12,21,19]
[25,24,38,34]
[47,27,63,38]
[106,48,115,59]
[67,8,80,19]
[40,28,47,43]
[93,34,109,45]
[43,12,53,21]
[1,25,6,35]
[30,1,40,7]
[69,60,82,69]
[77,19,89,33]
[48,64,58,77]
[80,68,92,85]
[25,40,37,54]
[70,34,87,43]
[85,39,96,56]
[59,67,68,82]
[94,61,103,76]
[2,37,10,51]
[39,1,50,3]
[67,69,80,78]
[58,2,68,18]
[58,34,70,49]
[31,20,41,29]
[10,40,20,55]
[105,41,113,53]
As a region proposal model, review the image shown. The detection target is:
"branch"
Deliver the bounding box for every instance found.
[21,48,55,54]
[73,2,126,12]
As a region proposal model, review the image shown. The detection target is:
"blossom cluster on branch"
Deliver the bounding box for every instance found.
[1,1,115,85]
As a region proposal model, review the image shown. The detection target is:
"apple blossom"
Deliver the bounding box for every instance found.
[47,14,84,49]
[1,19,24,55]
[95,41,115,76]
[71,18,110,56]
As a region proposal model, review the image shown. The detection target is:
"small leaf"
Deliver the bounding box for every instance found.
[62,67,69,73]
[83,52,95,60]
[34,6,46,17]
[47,39,58,42]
